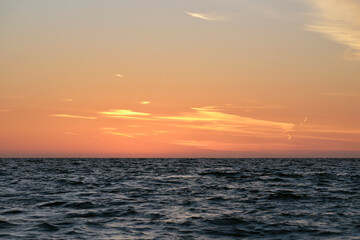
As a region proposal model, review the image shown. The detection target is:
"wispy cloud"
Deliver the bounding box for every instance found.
[104,131,133,138]
[99,109,150,118]
[97,106,294,139]
[306,0,360,61]
[157,106,294,135]
[50,114,96,120]
[99,127,133,138]
[94,106,360,151]
[61,98,73,102]
[115,73,123,78]
[140,101,150,105]
[0,109,12,112]
[186,11,234,22]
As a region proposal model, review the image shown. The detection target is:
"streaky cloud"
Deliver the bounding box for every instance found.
[103,131,133,138]
[99,127,133,138]
[158,106,294,132]
[156,106,295,140]
[306,0,360,61]
[99,109,150,117]
[50,114,96,120]
[186,11,232,22]
[98,106,294,138]
[95,106,360,150]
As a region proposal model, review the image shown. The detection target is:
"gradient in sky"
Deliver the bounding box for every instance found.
[1,0,359,157]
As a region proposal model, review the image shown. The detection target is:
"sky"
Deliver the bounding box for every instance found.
[0,0,359,157]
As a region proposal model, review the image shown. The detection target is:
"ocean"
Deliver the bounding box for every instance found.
[0,158,359,239]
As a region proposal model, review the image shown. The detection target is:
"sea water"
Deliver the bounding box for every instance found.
[0,158,359,239]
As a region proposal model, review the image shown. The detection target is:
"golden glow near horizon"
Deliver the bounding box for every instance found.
[0,0,359,157]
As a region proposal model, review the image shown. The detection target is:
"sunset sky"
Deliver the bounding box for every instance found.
[1,0,359,157]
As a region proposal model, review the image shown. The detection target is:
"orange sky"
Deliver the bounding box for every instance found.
[1,0,359,157]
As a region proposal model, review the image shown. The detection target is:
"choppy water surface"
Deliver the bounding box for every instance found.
[0,158,359,239]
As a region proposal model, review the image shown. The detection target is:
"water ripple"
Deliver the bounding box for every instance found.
[0,158,359,239]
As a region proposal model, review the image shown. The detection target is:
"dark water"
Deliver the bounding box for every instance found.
[0,158,359,239]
